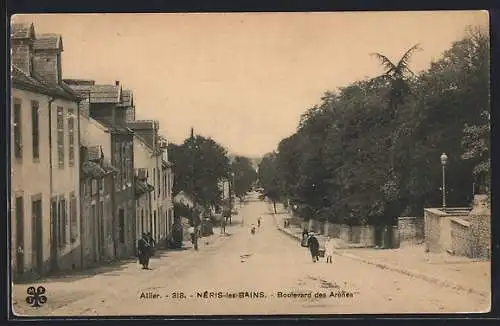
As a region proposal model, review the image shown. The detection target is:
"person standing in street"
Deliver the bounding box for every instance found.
[220,217,226,234]
[257,217,261,229]
[137,233,152,269]
[307,232,320,262]
[325,236,335,263]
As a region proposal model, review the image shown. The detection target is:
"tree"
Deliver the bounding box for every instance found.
[371,43,421,115]
[231,156,258,200]
[168,134,231,208]
[257,152,281,213]
[271,25,489,228]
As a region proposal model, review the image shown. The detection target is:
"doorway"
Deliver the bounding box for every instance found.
[31,198,43,275]
[15,196,24,277]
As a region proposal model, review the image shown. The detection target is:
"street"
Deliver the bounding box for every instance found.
[13,193,489,316]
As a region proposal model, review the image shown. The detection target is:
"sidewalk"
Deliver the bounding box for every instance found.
[270,204,490,298]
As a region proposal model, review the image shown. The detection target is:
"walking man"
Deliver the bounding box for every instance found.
[257,217,261,229]
[307,232,320,262]
[325,236,335,263]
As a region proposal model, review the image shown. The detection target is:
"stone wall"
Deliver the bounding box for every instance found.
[398,217,424,243]
[469,195,491,259]
[424,208,447,253]
[450,217,472,257]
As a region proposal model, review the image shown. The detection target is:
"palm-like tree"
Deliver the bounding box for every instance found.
[371,43,421,117]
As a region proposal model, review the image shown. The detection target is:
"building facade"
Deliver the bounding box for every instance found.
[127,120,165,246]
[67,79,136,259]
[11,23,82,279]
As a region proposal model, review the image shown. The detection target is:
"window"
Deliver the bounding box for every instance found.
[31,101,40,160]
[158,168,161,198]
[92,179,98,196]
[99,178,104,193]
[141,209,144,235]
[58,198,67,247]
[56,107,65,168]
[70,192,78,243]
[119,209,125,243]
[114,143,121,191]
[68,108,75,166]
[121,143,126,187]
[13,99,22,159]
[153,168,156,198]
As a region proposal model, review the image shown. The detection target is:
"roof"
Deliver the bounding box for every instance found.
[102,163,120,175]
[120,89,133,107]
[82,161,106,179]
[127,120,159,130]
[162,160,174,169]
[33,34,63,51]
[66,83,121,104]
[12,65,79,101]
[11,23,35,39]
[135,178,154,197]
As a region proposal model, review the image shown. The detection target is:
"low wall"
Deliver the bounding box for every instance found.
[311,221,375,247]
[450,217,472,257]
[398,216,424,243]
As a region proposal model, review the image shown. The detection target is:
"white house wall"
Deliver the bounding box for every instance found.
[11,88,52,275]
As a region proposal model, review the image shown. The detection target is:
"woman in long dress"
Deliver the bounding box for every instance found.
[307,232,320,262]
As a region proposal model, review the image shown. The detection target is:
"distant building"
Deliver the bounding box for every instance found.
[11,23,82,279]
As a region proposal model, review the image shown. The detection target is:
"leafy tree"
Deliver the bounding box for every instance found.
[168,134,231,208]
[231,156,258,200]
[257,152,281,213]
[269,25,489,228]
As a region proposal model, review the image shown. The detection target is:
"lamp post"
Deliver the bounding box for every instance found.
[440,153,448,209]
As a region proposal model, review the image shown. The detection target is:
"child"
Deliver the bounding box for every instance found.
[325,236,335,263]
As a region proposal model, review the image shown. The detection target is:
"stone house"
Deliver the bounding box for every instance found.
[66,79,136,259]
[11,23,82,280]
[161,152,175,242]
[135,168,154,240]
[127,120,166,246]
[79,145,118,268]
[132,130,159,243]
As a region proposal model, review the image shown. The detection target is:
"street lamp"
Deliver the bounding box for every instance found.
[440,153,448,209]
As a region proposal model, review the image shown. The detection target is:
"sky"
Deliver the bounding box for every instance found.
[12,11,488,157]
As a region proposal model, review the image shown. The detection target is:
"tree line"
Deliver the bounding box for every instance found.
[258,26,490,225]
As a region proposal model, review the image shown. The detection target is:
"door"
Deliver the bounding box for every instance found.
[91,204,97,263]
[50,199,58,271]
[15,197,24,276]
[32,198,43,275]
[98,201,104,260]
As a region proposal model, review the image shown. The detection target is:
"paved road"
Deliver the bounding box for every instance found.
[13,194,489,316]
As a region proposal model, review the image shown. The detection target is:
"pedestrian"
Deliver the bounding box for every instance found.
[220,217,226,234]
[325,236,335,263]
[257,217,261,228]
[137,233,152,269]
[147,232,155,255]
[188,225,195,244]
[251,224,256,235]
[307,232,320,262]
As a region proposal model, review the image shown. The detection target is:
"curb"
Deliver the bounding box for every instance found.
[276,226,489,298]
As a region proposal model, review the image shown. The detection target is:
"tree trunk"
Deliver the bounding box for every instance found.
[273,201,277,214]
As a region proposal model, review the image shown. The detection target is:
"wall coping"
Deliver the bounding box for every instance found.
[398,216,423,220]
[449,217,471,228]
[424,208,449,216]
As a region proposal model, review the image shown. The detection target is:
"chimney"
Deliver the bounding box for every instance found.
[32,33,64,85]
[10,23,36,74]
[115,81,120,86]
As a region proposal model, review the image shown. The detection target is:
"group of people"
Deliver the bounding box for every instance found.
[137,232,156,269]
[302,230,335,263]
[251,217,262,235]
